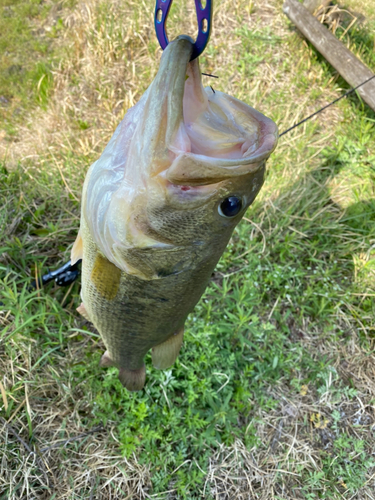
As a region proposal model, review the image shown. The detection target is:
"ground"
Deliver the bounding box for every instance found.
[0,0,375,498]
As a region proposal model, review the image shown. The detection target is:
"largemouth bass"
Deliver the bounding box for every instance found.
[71,36,278,391]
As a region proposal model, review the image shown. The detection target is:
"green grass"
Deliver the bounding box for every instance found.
[1,0,375,498]
[0,0,67,126]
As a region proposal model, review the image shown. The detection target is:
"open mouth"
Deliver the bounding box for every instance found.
[180,59,260,160]
[154,36,278,186]
[158,35,278,166]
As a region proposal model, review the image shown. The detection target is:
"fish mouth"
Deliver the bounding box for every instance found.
[152,36,279,186]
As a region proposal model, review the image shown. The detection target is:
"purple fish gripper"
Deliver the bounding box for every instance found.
[154,0,212,61]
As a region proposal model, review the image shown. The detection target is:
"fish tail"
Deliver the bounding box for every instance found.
[100,350,146,390]
[152,327,184,370]
[119,365,146,392]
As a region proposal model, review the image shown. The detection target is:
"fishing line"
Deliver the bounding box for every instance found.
[279,74,375,137]
[203,72,375,137]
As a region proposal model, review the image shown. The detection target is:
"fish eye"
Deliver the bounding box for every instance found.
[218,196,243,218]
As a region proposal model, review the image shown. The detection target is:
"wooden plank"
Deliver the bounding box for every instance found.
[283,0,375,111]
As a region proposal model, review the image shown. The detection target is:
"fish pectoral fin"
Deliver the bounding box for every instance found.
[71,230,83,264]
[115,245,187,280]
[152,327,184,370]
[113,245,192,280]
[91,254,121,300]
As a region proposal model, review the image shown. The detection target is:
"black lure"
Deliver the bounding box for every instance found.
[31,259,82,289]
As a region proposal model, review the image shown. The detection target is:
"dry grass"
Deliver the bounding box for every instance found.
[2,331,374,499]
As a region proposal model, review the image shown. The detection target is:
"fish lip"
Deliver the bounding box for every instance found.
[251,116,279,162]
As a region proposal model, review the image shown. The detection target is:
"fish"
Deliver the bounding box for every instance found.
[71,35,278,391]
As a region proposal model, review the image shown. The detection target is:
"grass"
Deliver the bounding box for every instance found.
[1,0,375,498]
[0,0,68,126]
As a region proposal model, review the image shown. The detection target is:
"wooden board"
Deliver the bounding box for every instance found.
[283,0,375,111]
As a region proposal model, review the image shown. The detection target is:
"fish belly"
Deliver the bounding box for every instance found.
[79,218,214,377]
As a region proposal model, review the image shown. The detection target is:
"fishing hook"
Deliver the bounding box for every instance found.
[154,0,213,61]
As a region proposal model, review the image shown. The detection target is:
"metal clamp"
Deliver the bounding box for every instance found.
[155,0,212,61]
